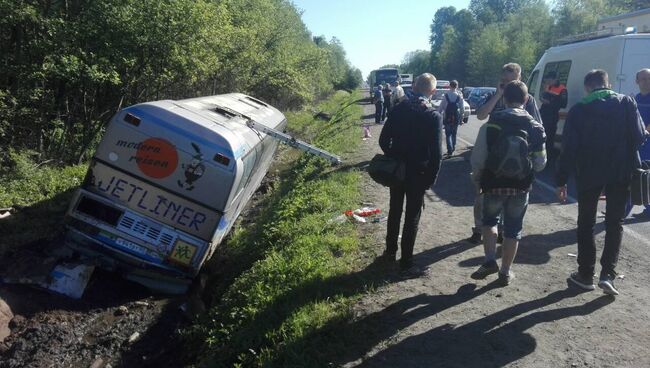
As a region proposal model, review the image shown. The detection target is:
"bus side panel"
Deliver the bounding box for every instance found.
[208,121,284,248]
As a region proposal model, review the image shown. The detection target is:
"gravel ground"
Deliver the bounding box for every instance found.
[338,99,650,368]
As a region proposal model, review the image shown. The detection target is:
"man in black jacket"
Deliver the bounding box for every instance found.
[539,71,568,157]
[557,70,646,296]
[379,73,443,277]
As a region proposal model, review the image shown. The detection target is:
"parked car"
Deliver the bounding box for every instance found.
[402,83,413,98]
[436,80,450,89]
[431,89,470,124]
[400,74,413,84]
[467,87,496,112]
[462,86,475,99]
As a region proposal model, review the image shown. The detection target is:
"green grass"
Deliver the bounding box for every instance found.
[0,151,86,253]
[185,90,376,367]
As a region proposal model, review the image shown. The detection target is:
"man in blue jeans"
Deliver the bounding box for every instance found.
[470,80,547,286]
[468,63,542,245]
[438,80,464,157]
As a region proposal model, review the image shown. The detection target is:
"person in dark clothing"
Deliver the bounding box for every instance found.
[539,71,568,157]
[379,73,443,277]
[382,83,393,120]
[557,70,647,296]
[374,84,384,124]
[634,68,650,218]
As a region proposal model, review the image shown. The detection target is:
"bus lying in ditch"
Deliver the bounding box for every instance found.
[64,93,337,293]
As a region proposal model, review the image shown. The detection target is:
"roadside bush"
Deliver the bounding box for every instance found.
[184,91,366,367]
[0,151,86,253]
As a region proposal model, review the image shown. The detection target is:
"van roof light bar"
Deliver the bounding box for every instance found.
[556,27,633,45]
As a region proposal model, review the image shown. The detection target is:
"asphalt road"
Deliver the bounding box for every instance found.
[457,114,650,244]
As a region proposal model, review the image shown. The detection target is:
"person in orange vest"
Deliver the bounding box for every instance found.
[540,71,567,157]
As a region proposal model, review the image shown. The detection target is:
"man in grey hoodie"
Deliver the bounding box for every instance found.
[470,80,546,286]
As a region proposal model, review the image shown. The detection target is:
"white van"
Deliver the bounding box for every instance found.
[527,32,650,146]
[64,93,286,293]
[400,74,413,84]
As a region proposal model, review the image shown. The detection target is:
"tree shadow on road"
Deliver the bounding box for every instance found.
[354,285,613,368]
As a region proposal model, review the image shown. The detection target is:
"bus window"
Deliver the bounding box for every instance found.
[373,68,399,86]
[235,148,258,196]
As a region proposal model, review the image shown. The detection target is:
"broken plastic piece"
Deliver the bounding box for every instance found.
[46,263,95,299]
[351,214,366,223]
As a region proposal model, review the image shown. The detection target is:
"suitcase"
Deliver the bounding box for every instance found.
[631,168,650,206]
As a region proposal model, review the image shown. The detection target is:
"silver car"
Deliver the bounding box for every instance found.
[431,89,470,124]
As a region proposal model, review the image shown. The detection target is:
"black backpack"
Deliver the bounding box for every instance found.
[486,121,532,180]
[444,93,461,125]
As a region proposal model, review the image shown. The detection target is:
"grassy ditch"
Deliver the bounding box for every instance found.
[186,91,375,367]
[0,151,86,254]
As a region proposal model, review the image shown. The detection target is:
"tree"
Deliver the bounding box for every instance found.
[430,6,458,51]
[467,24,509,86]
[436,26,465,80]
[400,50,431,76]
[469,0,538,25]
[551,0,638,41]
[0,0,361,164]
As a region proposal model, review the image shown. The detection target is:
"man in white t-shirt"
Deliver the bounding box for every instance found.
[391,80,406,107]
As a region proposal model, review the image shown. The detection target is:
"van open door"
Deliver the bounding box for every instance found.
[618,37,650,95]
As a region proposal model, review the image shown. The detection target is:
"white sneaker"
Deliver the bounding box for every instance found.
[598,277,619,296]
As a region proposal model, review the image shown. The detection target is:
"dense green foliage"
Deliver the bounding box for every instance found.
[184,91,369,367]
[0,150,86,253]
[400,0,645,86]
[0,0,361,165]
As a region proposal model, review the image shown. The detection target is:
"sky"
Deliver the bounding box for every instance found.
[292,0,471,79]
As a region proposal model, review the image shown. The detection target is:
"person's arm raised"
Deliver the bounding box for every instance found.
[476,88,502,120]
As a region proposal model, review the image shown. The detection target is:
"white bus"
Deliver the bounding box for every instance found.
[370,68,400,87]
[64,93,286,293]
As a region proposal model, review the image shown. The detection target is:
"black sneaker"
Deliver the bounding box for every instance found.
[569,271,595,291]
[399,265,428,279]
[497,271,514,286]
[497,232,504,244]
[467,232,482,245]
[598,275,620,296]
[378,251,396,263]
[471,260,499,280]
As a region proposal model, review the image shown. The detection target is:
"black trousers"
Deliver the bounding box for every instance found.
[576,182,629,278]
[541,110,559,155]
[375,101,383,124]
[386,183,425,268]
[382,99,391,120]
